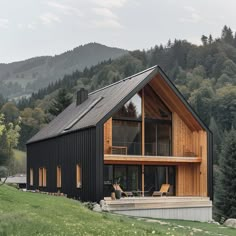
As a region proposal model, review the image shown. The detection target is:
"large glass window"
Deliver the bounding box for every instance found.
[145,122,171,156]
[112,93,142,155]
[112,120,141,155]
[144,85,172,156]
[103,165,141,196]
[144,166,175,195]
[113,94,142,119]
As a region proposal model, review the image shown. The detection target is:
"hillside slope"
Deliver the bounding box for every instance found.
[0,185,235,236]
[0,43,127,98]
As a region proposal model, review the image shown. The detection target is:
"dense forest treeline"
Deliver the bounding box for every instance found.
[0,25,236,220]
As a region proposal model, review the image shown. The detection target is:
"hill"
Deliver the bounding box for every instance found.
[0,185,235,236]
[0,43,127,99]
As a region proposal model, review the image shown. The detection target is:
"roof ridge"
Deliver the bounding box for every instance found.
[89,65,158,95]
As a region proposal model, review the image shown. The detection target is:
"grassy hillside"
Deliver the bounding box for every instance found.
[0,185,235,236]
[0,43,127,98]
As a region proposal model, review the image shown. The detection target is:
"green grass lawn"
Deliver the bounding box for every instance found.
[0,185,235,236]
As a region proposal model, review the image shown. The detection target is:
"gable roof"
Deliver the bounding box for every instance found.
[27,65,210,144]
[28,66,157,144]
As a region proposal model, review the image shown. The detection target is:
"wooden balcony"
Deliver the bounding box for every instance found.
[104,154,202,165]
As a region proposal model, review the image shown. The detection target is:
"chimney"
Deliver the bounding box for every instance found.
[76,88,88,106]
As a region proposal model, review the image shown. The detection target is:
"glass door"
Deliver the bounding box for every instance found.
[113,165,141,191]
[144,166,175,195]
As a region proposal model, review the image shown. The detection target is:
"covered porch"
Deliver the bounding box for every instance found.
[103,155,204,198]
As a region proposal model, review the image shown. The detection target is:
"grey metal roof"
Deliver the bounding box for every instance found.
[27,66,157,144]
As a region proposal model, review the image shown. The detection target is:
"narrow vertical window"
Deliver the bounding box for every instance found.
[30,168,33,186]
[43,168,47,187]
[57,166,61,188]
[39,167,47,187]
[76,164,82,188]
[39,167,43,186]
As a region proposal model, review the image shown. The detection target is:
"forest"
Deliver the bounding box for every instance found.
[0,25,235,221]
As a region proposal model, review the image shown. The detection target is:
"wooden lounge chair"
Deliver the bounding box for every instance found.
[113,184,133,197]
[152,184,170,197]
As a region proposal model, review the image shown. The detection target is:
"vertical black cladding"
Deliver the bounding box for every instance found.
[76,88,88,106]
[27,127,103,202]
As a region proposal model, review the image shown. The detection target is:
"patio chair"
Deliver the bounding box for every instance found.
[113,184,133,197]
[152,184,170,197]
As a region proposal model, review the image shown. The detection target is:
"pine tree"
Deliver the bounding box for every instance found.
[209,116,222,164]
[215,129,236,220]
[221,25,234,45]
[48,89,72,117]
[201,35,208,46]
[208,34,213,44]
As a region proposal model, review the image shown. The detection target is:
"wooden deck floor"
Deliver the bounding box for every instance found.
[103,196,212,210]
[101,196,212,222]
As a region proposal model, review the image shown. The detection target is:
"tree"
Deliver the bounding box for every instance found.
[189,85,214,124]
[208,34,213,44]
[0,102,19,123]
[0,94,5,109]
[201,35,208,46]
[213,86,236,131]
[48,89,72,117]
[221,25,234,45]
[215,129,236,220]
[0,113,21,167]
[209,116,222,164]
[126,102,138,118]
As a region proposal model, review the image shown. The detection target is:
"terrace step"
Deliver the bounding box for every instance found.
[103,197,212,211]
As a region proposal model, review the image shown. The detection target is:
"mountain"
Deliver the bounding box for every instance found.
[0,43,127,98]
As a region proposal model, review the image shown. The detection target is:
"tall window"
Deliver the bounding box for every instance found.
[30,168,33,186]
[57,166,61,188]
[144,85,172,156]
[112,93,142,155]
[76,164,82,188]
[39,167,47,187]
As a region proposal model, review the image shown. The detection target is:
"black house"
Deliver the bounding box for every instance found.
[27,65,213,203]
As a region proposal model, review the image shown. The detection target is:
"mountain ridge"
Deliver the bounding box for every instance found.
[0,42,127,98]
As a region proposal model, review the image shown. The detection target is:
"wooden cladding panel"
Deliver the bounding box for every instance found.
[172,113,207,196]
[104,118,112,154]
[176,164,200,196]
[172,112,193,156]
[199,131,208,196]
[150,75,202,131]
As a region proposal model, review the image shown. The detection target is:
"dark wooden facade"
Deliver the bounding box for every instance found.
[27,127,104,202]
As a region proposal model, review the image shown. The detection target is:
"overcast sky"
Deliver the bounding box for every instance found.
[0,0,235,63]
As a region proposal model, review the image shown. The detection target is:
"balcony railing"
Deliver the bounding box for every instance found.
[111,141,171,156]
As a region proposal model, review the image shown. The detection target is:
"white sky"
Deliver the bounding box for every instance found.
[0,0,235,63]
